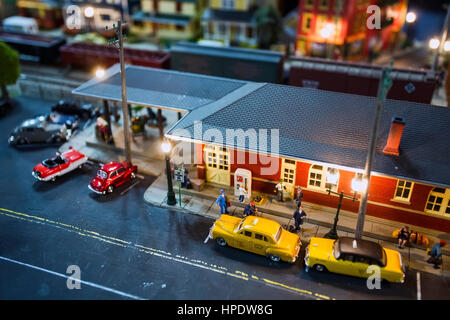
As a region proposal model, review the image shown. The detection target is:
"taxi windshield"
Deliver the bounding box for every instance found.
[97,170,108,179]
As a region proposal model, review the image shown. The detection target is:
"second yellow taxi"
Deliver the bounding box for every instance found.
[209,215,301,263]
[304,237,405,283]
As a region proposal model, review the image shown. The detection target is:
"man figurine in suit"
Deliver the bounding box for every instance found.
[294,186,304,208]
[293,205,307,232]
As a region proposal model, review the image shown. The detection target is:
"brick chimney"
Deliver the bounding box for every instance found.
[383,117,405,156]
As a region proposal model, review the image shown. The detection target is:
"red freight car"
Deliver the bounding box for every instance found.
[59,42,170,70]
[288,57,439,104]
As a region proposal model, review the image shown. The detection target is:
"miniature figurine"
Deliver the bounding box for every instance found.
[215,189,228,215]
[427,240,447,269]
[238,184,247,203]
[274,180,287,202]
[397,226,410,249]
[294,186,303,208]
[243,202,256,217]
[293,205,307,232]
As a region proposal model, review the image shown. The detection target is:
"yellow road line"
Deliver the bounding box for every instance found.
[0,207,334,300]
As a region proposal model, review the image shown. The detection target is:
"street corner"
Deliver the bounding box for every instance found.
[143,185,170,207]
[408,246,447,276]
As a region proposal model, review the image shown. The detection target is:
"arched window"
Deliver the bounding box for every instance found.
[425,188,450,216]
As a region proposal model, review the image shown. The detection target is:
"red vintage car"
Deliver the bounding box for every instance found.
[32,148,88,181]
[88,161,138,195]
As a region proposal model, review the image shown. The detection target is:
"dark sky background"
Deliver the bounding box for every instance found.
[407,0,448,12]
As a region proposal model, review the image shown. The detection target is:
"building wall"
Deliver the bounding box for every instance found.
[196,143,450,232]
[296,0,407,60]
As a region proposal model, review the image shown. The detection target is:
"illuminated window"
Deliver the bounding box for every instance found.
[305,0,315,9]
[394,180,414,202]
[308,165,338,192]
[319,0,329,10]
[425,188,450,216]
[302,13,313,32]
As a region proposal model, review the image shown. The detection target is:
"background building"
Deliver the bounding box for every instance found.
[63,0,140,33]
[132,0,206,44]
[295,0,408,61]
[17,0,64,29]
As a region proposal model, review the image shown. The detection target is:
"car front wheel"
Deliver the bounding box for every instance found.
[314,264,327,272]
[269,254,281,263]
[216,237,227,247]
[107,185,114,194]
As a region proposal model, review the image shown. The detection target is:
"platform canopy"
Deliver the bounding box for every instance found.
[72,64,249,113]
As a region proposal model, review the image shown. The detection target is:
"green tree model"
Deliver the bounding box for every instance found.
[0,41,20,102]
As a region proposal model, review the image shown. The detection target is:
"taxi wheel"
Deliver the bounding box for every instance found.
[216,237,227,247]
[269,255,281,263]
[314,264,327,272]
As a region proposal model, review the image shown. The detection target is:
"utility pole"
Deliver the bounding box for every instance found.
[354,60,393,239]
[432,3,450,72]
[106,20,132,163]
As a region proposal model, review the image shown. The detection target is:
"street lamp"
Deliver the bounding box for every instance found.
[323,168,358,240]
[405,12,416,24]
[95,68,105,78]
[162,140,177,206]
[429,38,440,50]
[84,7,94,18]
[445,41,450,52]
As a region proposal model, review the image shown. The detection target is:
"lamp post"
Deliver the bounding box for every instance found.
[405,11,416,46]
[162,140,177,206]
[323,168,358,240]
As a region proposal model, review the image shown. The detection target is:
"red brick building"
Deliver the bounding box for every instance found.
[167,83,450,234]
[295,0,408,60]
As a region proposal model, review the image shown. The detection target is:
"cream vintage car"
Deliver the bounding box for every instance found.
[209,215,301,263]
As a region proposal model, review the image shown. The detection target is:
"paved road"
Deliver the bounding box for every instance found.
[0,97,449,300]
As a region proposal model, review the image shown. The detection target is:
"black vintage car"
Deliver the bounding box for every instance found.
[51,100,93,119]
[8,115,70,146]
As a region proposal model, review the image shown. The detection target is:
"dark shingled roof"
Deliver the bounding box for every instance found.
[72,64,247,112]
[168,83,450,188]
[337,237,385,266]
[73,65,450,188]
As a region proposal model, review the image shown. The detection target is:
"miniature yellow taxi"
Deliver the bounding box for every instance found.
[304,237,405,283]
[209,215,301,263]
